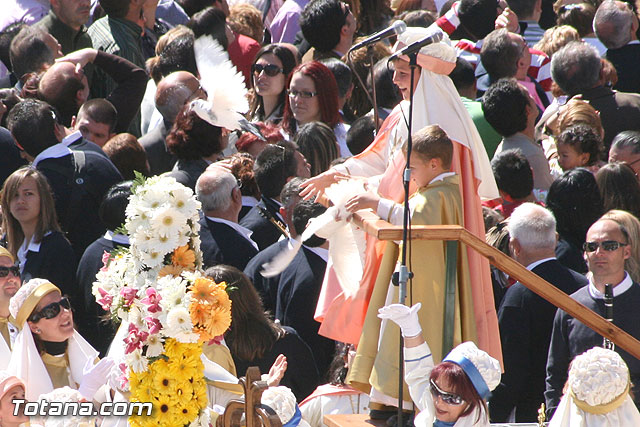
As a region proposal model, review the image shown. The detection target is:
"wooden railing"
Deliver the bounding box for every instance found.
[352,210,640,360]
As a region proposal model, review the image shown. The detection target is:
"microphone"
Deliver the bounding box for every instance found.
[388,31,444,61]
[350,21,407,51]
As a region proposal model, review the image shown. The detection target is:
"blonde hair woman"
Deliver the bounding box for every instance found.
[1,167,76,296]
[601,210,640,283]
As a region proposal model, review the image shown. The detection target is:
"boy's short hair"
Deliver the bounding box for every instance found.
[406,125,453,169]
[491,149,533,199]
[77,99,118,133]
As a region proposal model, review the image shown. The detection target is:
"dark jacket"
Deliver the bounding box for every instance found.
[239,197,287,251]
[22,231,77,299]
[36,146,123,258]
[489,259,587,422]
[139,120,175,176]
[605,43,640,95]
[75,235,128,356]
[199,217,258,271]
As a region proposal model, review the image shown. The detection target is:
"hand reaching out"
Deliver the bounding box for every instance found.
[345,191,381,213]
[266,354,287,387]
[378,303,422,338]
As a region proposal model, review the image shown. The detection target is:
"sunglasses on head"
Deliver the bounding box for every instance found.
[0,265,20,278]
[28,296,71,323]
[429,379,465,405]
[252,63,284,77]
[583,240,627,253]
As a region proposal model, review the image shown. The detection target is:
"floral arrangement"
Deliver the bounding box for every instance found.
[92,175,232,427]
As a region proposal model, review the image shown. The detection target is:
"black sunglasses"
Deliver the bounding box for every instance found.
[0,266,20,278]
[28,296,71,323]
[429,379,465,405]
[252,63,284,77]
[583,240,628,253]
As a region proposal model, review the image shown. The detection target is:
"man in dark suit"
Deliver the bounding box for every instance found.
[489,203,587,422]
[595,0,640,94]
[197,166,258,271]
[140,71,205,175]
[240,143,310,250]
[550,41,640,152]
[7,99,123,258]
[75,181,132,356]
[274,200,335,379]
[244,178,305,313]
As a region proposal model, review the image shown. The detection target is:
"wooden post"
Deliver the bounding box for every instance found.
[351,211,640,361]
[217,367,283,427]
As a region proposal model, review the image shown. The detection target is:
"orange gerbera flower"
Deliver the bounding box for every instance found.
[205,306,232,338]
[158,264,183,278]
[172,245,195,268]
[190,301,209,326]
[191,278,217,304]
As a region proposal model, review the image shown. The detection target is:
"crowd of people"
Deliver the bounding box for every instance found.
[2,0,640,425]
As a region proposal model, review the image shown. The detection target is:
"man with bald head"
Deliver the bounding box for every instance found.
[545,217,640,417]
[196,166,259,270]
[37,47,146,133]
[0,246,20,369]
[139,71,205,175]
[594,0,640,94]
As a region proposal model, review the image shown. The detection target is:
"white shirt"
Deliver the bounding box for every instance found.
[17,232,52,272]
[205,216,258,250]
[376,172,457,226]
[588,272,633,299]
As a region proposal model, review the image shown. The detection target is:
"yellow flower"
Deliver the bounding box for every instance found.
[163,338,179,358]
[167,357,200,382]
[158,264,183,278]
[172,245,196,268]
[174,401,198,426]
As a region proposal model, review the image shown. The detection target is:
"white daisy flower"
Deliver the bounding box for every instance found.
[145,334,164,357]
[126,348,148,373]
[164,307,193,338]
[151,206,187,238]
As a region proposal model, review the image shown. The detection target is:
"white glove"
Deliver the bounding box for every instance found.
[78,357,115,399]
[378,303,422,338]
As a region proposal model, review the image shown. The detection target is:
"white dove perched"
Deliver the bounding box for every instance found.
[191,35,264,139]
[261,179,368,298]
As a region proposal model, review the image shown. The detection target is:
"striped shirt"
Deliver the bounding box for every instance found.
[432,1,552,94]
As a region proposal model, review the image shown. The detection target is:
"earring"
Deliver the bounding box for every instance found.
[35,328,41,333]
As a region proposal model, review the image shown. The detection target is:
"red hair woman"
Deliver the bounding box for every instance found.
[281,61,351,156]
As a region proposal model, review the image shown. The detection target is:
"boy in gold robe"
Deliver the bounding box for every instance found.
[344,124,477,412]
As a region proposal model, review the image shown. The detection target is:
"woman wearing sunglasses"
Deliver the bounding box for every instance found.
[6,278,113,402]
[248,44,297,125]
[378,303,501,426]
[1,167,76,298]
[0,373,29,427]
[281,61,350,156]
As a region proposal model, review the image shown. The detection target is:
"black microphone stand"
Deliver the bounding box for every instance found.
[367,44,380,132]
[392,50,418,427]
